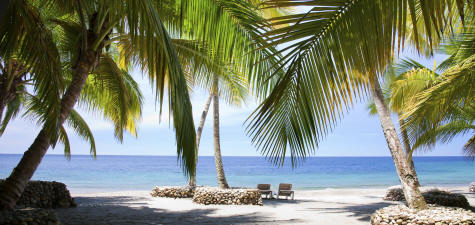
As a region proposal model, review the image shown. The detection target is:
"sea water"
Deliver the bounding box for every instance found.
[0,154,474,193]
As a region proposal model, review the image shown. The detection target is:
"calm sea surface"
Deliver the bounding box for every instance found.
[0,154,474,193]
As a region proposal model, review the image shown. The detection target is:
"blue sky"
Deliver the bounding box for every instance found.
[0,49,469,157]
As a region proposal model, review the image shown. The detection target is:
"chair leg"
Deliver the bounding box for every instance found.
[291,193,294,200]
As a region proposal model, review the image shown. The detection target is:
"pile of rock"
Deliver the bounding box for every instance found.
[370,204,475,225]
[423,190,470,208]
[0,180,76,209]
[0,208,60,225]
[469,182,475,192]
[384,186,406,201]
[150,186,196,198]
[192,187,263,205]
[383,186,470,208]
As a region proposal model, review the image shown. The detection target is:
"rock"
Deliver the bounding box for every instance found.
[370,205,475,225]
[383,186,470,208]
[150,186,195,198]
[192,187,263,206]
[0,180,76,209]
[469,183,475,193]
[0,208,61,225]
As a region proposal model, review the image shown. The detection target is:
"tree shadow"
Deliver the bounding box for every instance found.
[301,200,398,222]
[56,196,304,225]
[262,198,314,206]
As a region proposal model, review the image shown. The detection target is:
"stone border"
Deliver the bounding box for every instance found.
[371,204,475,225]
[384,186,470,208]
[0,180,76,209]
[0,208,61,225]
[150,186,195,198]
[192,187,263,205]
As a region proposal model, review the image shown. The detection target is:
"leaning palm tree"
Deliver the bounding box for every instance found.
[366,64,421,187]
[0,55,143,147]
[0,0,196,210]
[0,0,279,209]
[246,0,471,209]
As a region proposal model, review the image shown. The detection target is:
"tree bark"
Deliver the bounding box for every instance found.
[398,115,420,187]
[372,80,427,210]
[213,78,229,189]
[188,93,213,187]
[0,34,101,210]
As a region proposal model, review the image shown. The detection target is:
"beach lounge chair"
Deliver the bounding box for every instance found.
[277,183,294,200]
[257,184,273,199]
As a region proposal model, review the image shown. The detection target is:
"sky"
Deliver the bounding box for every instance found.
[0,48,470,158]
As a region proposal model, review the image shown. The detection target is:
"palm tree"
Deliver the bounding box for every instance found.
[246,0,470,209]
[211,74,249,189]
[188,93,213,187]
[367,64,422,187]
[0,0,279,209]
[0,59,144,158]
[0,0,196,210]
[212,77,229,189]
[181,50,249,188]
[391,30,474,158]
[187,73,248,188]
[175,0,282,187]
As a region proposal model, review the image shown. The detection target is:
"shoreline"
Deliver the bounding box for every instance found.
[56,187,475,225]
[68,184,474,195]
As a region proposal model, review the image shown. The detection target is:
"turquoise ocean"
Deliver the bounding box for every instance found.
[0,154,474,193]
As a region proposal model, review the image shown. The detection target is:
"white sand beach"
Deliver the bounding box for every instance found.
[55,187,475,225]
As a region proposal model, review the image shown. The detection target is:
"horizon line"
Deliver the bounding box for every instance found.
[0,153,464,157]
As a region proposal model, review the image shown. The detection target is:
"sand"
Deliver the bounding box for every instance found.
[55,187,475,225]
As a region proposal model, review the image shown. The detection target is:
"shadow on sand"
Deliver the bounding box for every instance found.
[56,196,303,225]
[302,200,397,222]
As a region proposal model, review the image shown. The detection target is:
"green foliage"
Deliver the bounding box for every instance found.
[245,0,470,166]
[390,27,475,158]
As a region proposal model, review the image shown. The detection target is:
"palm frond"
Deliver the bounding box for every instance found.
[58,125,72,159]
[0,91,23,136]
[21,93,97,158]
[80,54,143,141]
[245,0,467,165]
[0,0,63,141]
[176,0,283,99]
[122,0,196,175]
[464,134,475,158]
[66,109,97,158]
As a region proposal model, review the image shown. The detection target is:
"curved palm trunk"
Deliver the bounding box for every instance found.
[213,78,229,189]
[0,36,101,210]
[188,93,213,187]
[398,115,420,187]
[372,80,427,210]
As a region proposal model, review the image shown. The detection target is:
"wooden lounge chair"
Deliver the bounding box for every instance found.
[277,183,294,200]
[257,184,273,199]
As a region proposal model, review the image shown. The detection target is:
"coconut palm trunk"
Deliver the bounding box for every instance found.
[0,29,101,210]
[398,115,420,187]
[372,80,427,210]
[213,78,229,189]
[188,93,213,187]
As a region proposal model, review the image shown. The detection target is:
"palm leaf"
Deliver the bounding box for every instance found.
[0,0,63,142]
